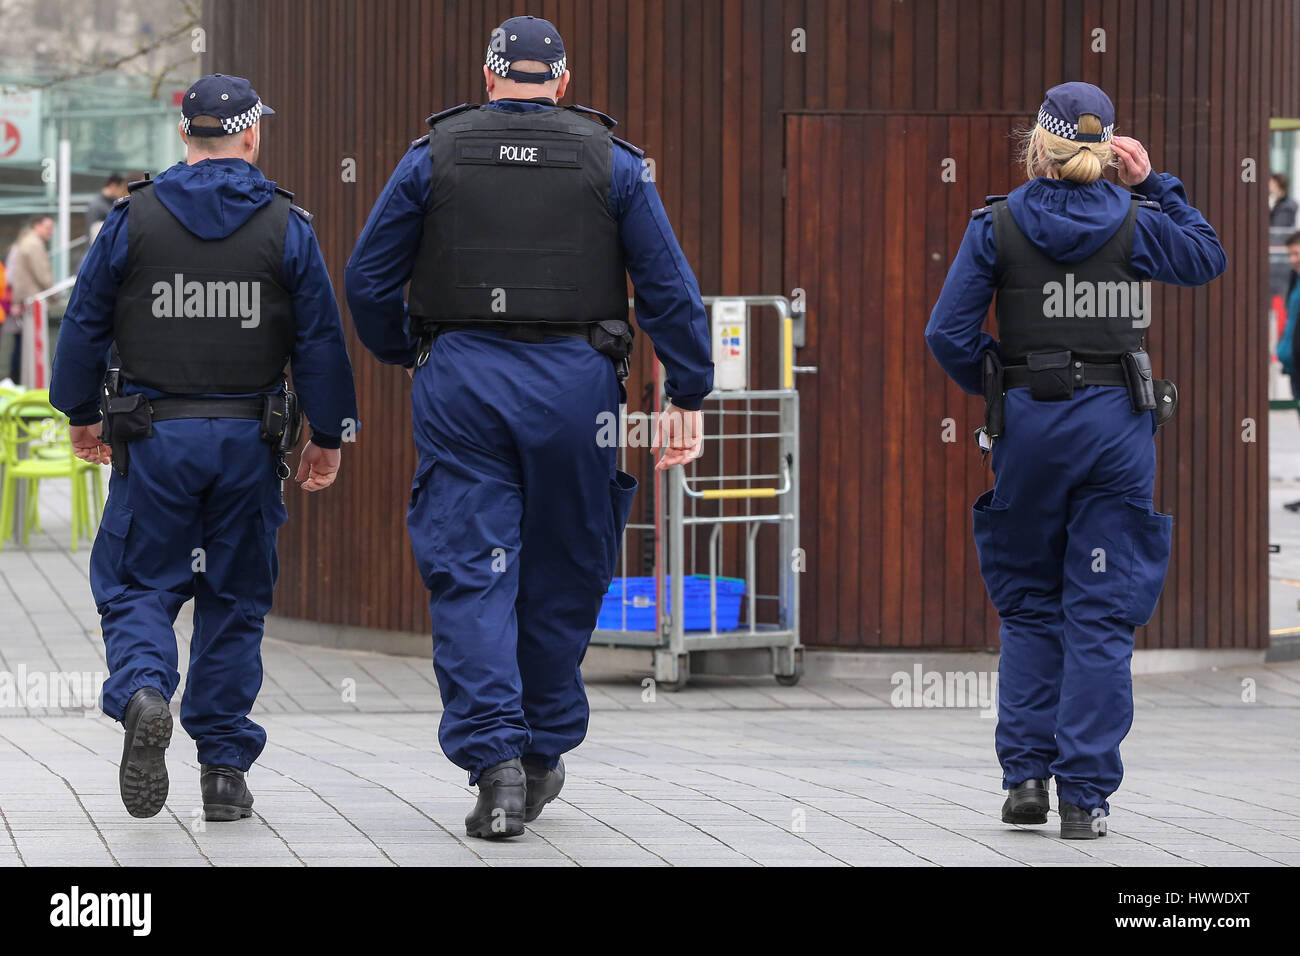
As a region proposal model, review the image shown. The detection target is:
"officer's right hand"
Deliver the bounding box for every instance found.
[296,441,341,491]
[653,405,704,471]
[1112,136,1152,187]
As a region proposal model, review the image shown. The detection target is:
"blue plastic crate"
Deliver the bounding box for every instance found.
[598,575,746,632]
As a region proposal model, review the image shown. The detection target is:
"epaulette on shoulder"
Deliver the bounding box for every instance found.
[116,178,153,207]
[568,104,618,129]
[1137,199,1162,210]
[612,135,643,158]
[971,195,1007,218]
[274,185,313,222]
[410,132,430,149]
[425,103,476,128]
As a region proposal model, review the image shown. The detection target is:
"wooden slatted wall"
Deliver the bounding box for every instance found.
[206,0,1291,649]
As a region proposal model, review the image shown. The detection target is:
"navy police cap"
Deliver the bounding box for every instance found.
[485,15,567,84]
[181,74,275,137]
[1037,81,1114,143]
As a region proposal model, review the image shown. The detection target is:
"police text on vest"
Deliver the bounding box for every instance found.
[152,274,261,329]
[498,144,541,163]
[49,886,151,936]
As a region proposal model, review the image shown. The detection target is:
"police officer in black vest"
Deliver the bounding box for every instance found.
[927,83,1226,838]
[51,75,359,822]
[346,16,713,838]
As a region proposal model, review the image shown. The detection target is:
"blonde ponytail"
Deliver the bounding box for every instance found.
[1019,113,1115,184]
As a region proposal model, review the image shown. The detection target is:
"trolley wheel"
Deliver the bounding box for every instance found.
[774,650,804,687]
[660,653,691,692]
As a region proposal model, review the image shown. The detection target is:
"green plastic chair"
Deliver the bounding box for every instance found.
[0,391,95,550]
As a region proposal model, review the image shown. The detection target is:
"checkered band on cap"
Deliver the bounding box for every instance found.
[486,49,511,78]
[181,99,265,136]
[486,48,566,79]
[1036,107,1113,142]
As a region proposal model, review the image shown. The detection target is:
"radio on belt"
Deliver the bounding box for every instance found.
[711,298,747,391]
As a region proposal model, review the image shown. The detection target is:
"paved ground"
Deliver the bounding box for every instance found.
[0,459,1298,867]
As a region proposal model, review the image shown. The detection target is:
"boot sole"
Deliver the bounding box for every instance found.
[1002,805,1049,825]
[1001,792,1050,825]
[203,804,254,822]
[1061,822,1107,839]
[466,813,525,839]
[120,703,173,818]
[524,793,559,823]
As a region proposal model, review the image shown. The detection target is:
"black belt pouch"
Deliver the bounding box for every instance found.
[1121,350,1158,413]
[103,393,154,442]
[1026,350,1074,401]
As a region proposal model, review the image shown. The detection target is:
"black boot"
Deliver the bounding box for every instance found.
[201,765,254,822]
[465,758,526,839]
[1001,778,1050,825]
[1059,800,1107,839]
[524,757,565,823]
[119,688,172,818]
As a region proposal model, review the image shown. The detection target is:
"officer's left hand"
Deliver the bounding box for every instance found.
[295,441,341,491]
[70,424,111,466]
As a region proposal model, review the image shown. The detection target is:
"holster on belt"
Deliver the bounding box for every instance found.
[260,388,303,454]
[588,318,635,382]
[1120,350,1156,413]
[981,350,1005,442]
[1120,349,1178,426]
[99,368,152,477]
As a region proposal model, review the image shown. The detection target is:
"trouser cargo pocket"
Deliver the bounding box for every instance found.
[1121,496,1173,627]
[604,469,638,585]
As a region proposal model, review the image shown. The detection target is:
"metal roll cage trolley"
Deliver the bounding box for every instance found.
[594,295,808,690]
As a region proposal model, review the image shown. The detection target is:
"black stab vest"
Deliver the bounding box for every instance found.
[113,182,296,393]
[406,105,628,325]
[993,197,1147,362]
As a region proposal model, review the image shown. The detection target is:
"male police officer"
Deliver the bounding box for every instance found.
[51,74,359,822]
[346,16,713,838]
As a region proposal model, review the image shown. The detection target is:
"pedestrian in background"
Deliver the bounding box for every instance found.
[1271,172,1297,228]
[3,214,55,383]
[1277,232,1300,512]
[86,172,129,241]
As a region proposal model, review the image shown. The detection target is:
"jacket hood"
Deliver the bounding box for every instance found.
[150,158,277,240]
[1004,177,1134,264]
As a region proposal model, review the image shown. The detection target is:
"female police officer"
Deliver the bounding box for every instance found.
[926,83,1226,839]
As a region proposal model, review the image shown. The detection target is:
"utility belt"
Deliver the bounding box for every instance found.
[100,369,302,478]
[412,318,635,382]
[979,349,1178,452]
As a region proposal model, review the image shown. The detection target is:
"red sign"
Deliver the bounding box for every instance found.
[0,121,20,159]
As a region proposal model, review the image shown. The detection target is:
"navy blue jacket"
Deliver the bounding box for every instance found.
[51,158,359,448]
[344,99,714,409]
[926,170,1228,395]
